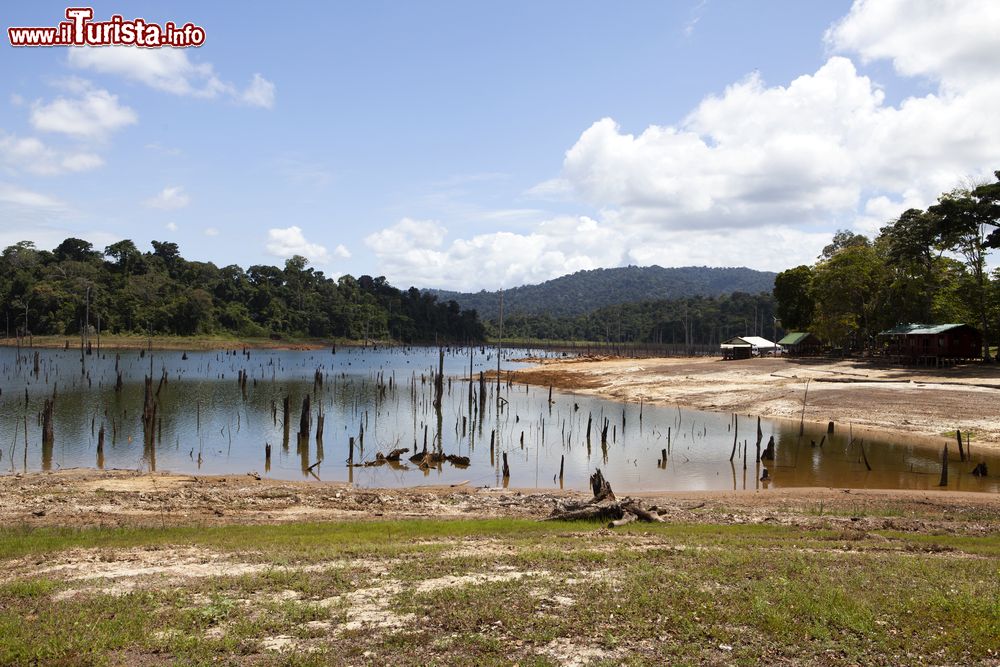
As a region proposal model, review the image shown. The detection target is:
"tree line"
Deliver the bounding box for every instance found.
[489,291,778,348]
[0,239,485,344]
[773,172,1000,359]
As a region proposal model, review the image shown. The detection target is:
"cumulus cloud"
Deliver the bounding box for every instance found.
[165,222,178,232]
[366,216,626,289]
[68,47,275,108]
[826,0,1000,92]
[0,132,104,175]
[30,88,137,139]
[365,215,829,290]
[560,54,1000,233]
[266,226,331,264]
[145,186,190,210]
[371,0,1000,289]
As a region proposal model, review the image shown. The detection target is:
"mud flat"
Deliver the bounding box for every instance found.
[4,468,999,531]
[511,356,1000,450]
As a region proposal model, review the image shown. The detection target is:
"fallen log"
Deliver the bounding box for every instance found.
[547,469,664,526]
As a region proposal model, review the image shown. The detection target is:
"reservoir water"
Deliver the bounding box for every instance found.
[1,346,996,493]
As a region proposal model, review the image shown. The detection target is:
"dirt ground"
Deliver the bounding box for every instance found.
[4,469,998,535]
[510,355,1000,450]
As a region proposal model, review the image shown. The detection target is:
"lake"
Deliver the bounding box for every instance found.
[0,345,996,493]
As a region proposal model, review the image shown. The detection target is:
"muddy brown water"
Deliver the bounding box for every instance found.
[0,346,996,493]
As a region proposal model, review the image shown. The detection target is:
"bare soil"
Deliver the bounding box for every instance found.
[4,469,998,535]
[509,356,1000,450]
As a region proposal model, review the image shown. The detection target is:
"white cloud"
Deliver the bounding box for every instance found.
[524,178,573,200]
[365,215,830,290]
[684,0,708,37]
[333,244,351,259]
[0,183,64,209]
[826,0,1000,92]
[0,132,104,175]
[30,88,137,139]
[68,47,275,107]
[241,73,275,109]
[551,4,1000,238]
[165,222,178,232]
[266,226,331,264]
[372,0,1000,289]
[145,186,190,210]
[366,216,627,289]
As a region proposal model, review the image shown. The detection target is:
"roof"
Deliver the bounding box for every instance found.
[879,323,971,336]
[778,332,816,346]
[721,336,751,348]
[741,336,776,348]
[722,336,776,348]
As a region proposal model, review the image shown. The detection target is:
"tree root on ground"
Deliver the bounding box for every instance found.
[546,469,666,527]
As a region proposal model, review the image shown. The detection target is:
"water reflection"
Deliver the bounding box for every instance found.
[0,346,996,493]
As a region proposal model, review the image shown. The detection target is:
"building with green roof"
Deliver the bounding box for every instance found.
[776,332,821,356]
[877,323,982,363]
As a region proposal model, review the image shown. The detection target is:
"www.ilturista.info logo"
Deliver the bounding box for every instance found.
[8,7,205,48]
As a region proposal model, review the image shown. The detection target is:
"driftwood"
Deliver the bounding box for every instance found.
[547,469,665,527]
[591,469,614,501]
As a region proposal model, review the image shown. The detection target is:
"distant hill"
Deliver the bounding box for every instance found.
[427,265,777,320]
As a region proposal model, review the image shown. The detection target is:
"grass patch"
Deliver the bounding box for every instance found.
[2,518,998,665]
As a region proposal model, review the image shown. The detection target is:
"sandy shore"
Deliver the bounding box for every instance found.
[510,355,1000,450]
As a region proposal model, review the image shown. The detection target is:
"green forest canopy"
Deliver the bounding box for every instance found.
[0,239,484,344]
[430,265,777,320]
[773,172,1000,358]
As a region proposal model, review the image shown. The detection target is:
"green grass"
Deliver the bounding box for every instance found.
[2,519,998,665]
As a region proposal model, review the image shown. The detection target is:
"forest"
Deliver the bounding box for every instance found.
[431,265,776,319]
[0,239,485,344]
[491,291,777,348]
[773,173,1000,357]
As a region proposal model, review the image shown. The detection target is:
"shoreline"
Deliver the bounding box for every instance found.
[3,468,998,530]
[510,355,1000,452]
[0,335,407,352]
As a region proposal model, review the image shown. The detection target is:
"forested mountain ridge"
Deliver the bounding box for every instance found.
[492,291,777,346]
[427,265,777,319]
[0,239,485,343]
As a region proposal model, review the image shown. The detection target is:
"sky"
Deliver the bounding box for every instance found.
[1,0,999,290]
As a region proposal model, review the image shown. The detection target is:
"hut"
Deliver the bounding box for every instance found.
[721,337,752,360]
[877,323,982,364]
[777,332,822,356]
[721,336,777,360]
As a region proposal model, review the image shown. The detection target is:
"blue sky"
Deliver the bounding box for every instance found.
[1,1,998,289]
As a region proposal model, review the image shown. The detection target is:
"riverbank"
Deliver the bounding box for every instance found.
[1,469,998,665]
[511,355,1000,451]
